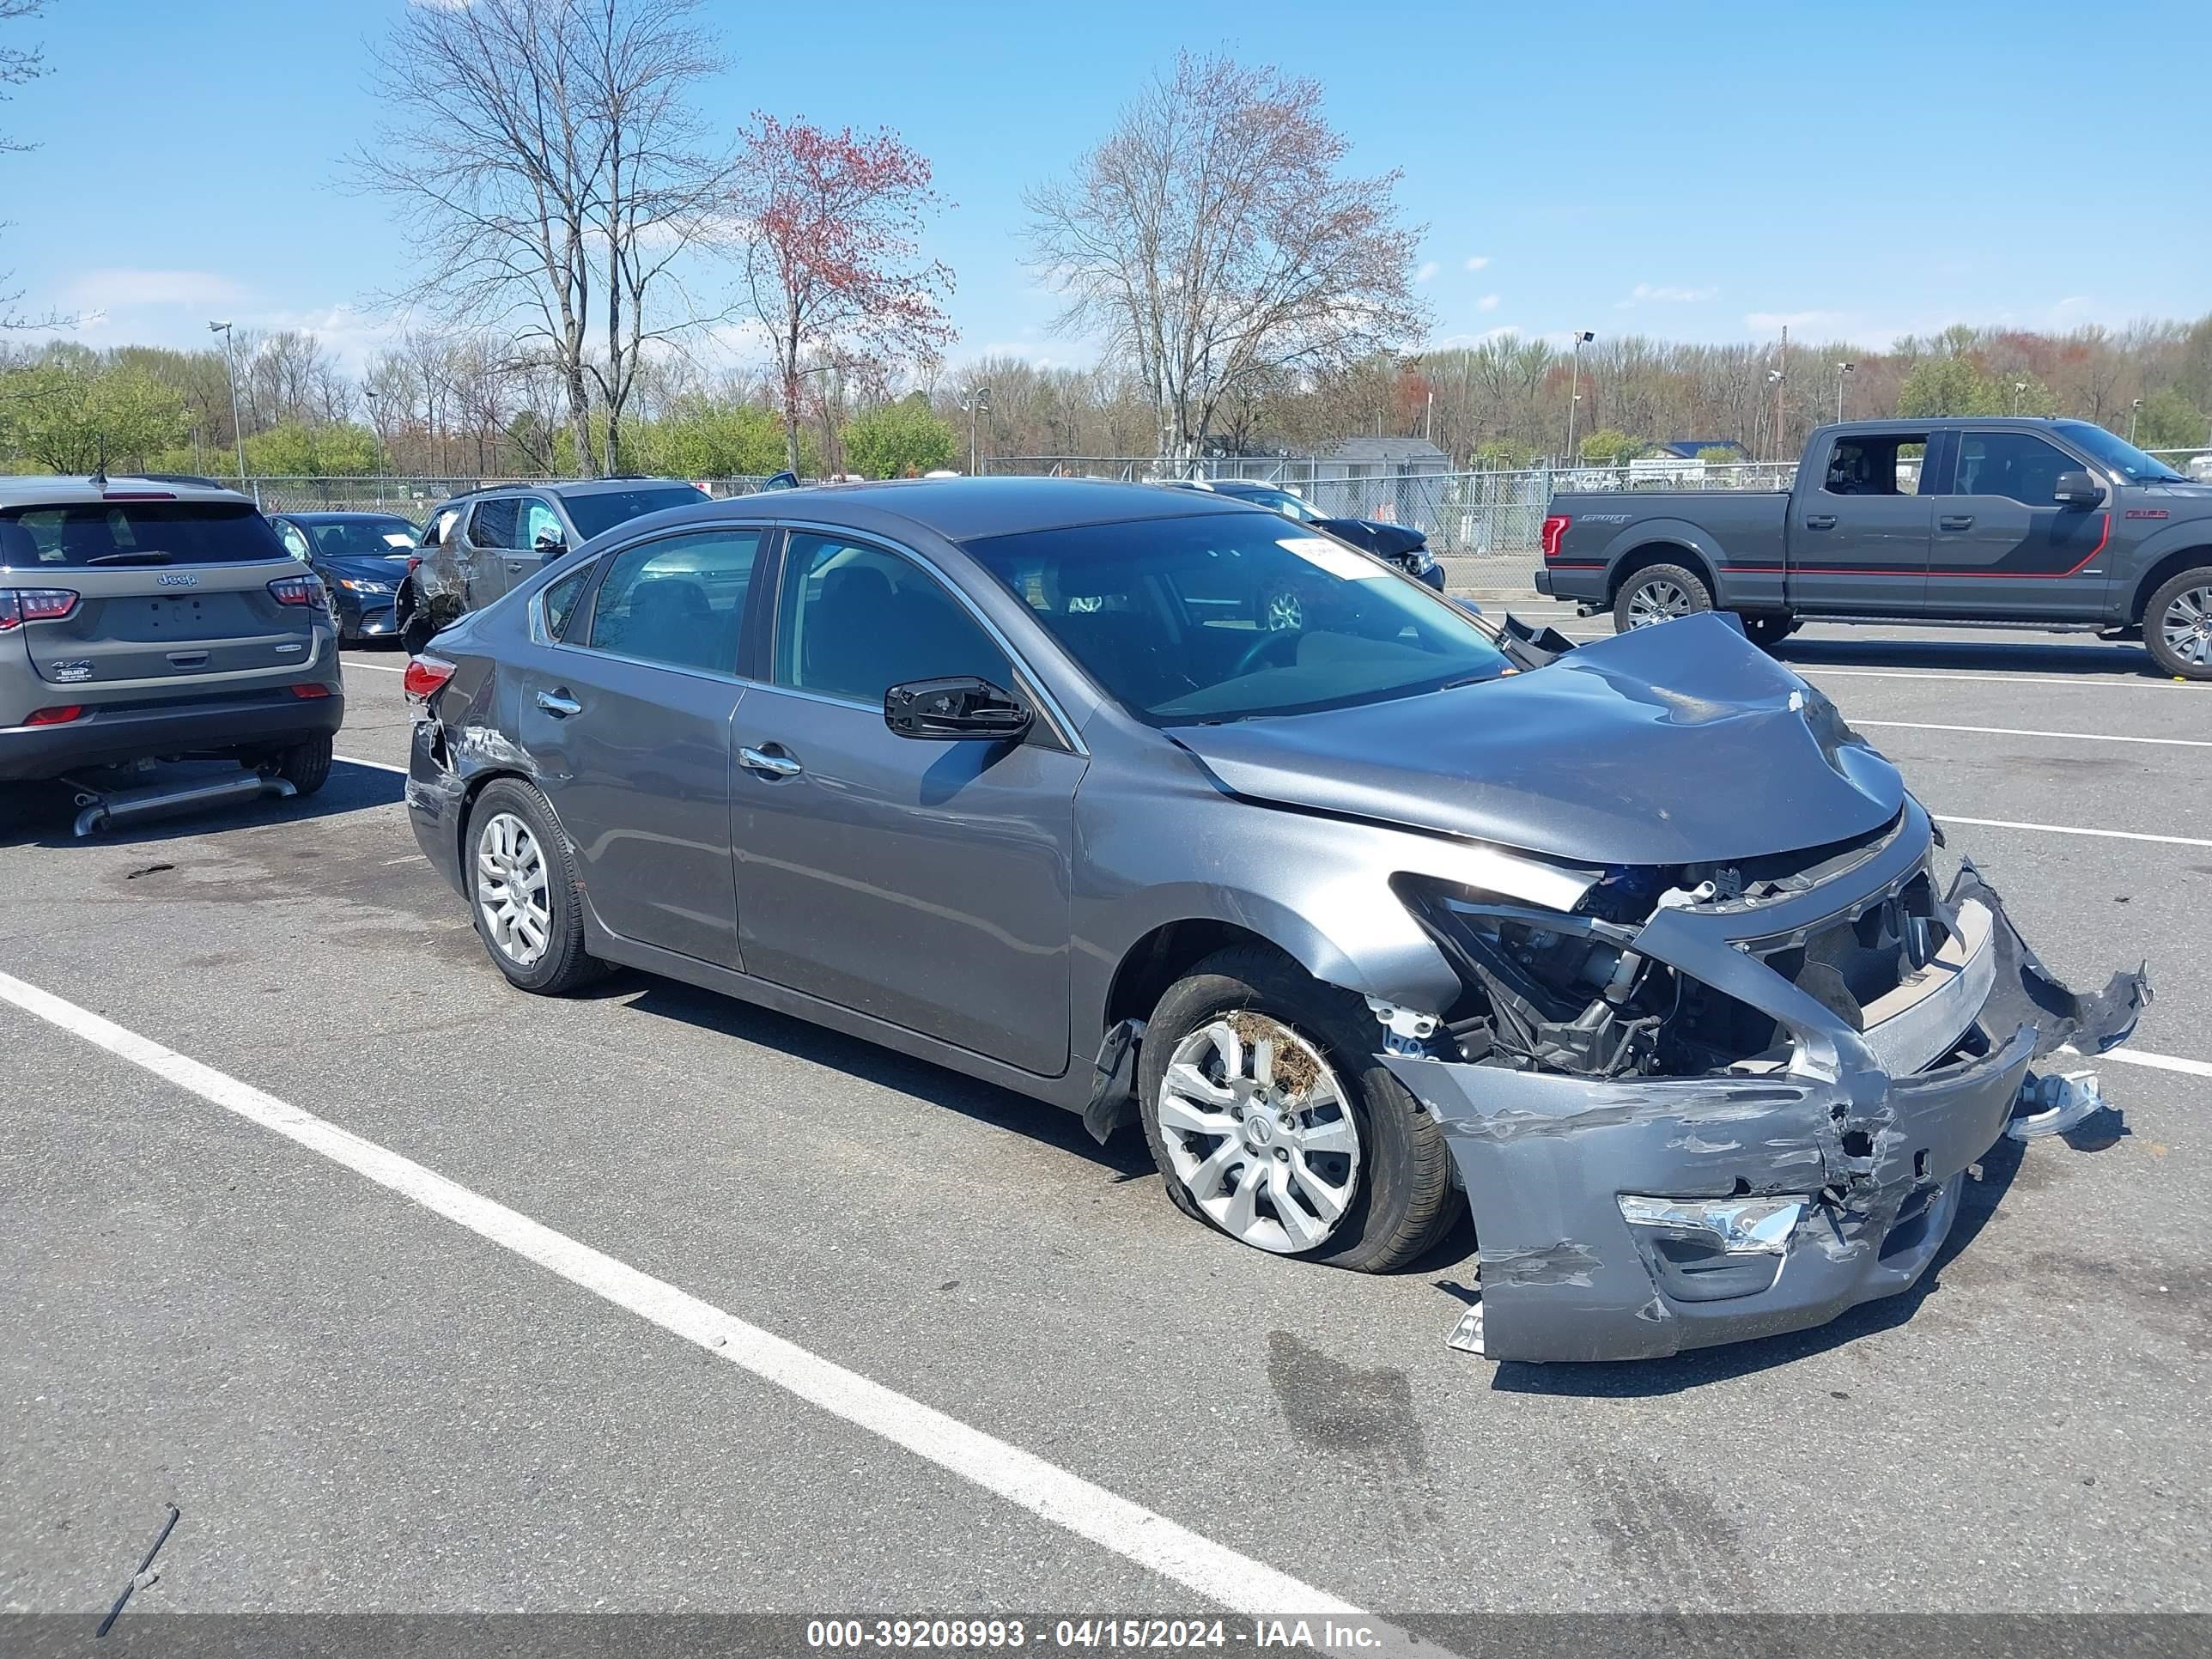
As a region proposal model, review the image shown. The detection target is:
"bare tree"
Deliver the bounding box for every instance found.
[725,113,954,476]
[357,0,727,476]
[0,0,64,330]
[1024,52,1428,462]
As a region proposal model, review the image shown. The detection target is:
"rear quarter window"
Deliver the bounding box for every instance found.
[0,501,289,568]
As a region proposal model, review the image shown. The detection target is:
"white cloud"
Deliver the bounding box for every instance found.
[1745,309,1847,333]
[1414,261,1440,284]
[67,269,250,311]
[1620,282,1718,307]
[1463,255,1491,272]
[1428,325,1521,349]
[1476,293,1500,312]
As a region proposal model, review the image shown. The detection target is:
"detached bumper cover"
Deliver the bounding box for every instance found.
[1384,855,2148,1363]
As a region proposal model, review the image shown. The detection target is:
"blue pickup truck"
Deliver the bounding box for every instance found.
[1536,416,2212,678]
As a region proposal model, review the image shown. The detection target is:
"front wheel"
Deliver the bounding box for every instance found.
[1137,946,1458,1273]
[1739,612,1797,651]
[1613,562,1713,632]
[2144,567,2212,680]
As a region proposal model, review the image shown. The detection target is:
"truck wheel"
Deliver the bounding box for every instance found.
[1613,563,1712,632]
[1739,613,1796,651]
[2144,567,2212,680]
[1137,945,1459,1273]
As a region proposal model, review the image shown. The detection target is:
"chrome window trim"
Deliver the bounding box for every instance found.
[769,517,1087,757]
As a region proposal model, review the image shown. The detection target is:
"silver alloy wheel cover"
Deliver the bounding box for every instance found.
[1157,1015,1362,1255]
[1263,590,1304,631]
[2160,586,2212,667]
[1626,578,1692,627]
[475,811,552,967]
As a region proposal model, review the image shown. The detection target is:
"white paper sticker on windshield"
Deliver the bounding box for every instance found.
[1279,536,1387,580]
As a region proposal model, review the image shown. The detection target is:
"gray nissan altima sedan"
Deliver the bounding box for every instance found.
[402,478,2146,1363]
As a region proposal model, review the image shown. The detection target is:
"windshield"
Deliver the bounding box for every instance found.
[965,512,1510,725]
[309,517,419,559]
[1230,485,1322,521]
[2052,421,2187,483]
[564,485,709,542]
[0,500,288,568]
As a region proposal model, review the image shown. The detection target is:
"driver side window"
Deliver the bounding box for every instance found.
[275,520,312,560]
[774,534,1011,704]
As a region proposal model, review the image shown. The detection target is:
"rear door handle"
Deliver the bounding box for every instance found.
[1804,514,1837,530]
[738,744,803,779]
[1939,514,1975,531]
[534,689,582,717]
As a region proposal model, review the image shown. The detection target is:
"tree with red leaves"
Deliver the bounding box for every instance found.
[726,113,954,476]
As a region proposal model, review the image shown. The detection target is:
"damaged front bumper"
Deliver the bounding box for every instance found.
[1383,819,2148,1364]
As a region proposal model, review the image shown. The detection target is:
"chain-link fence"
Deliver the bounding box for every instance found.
[214,475,782,516]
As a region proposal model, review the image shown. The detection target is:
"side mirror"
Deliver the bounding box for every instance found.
[884,676,1032,742]
[2054,470,2106,507]
[534,531,567,556]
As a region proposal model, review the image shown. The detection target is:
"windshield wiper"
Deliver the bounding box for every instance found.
[84,550,173,565]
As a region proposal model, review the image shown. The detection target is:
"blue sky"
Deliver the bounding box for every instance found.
[4,0,2201,371]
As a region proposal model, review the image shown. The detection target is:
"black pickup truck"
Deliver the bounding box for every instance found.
[1536,417,2212,678]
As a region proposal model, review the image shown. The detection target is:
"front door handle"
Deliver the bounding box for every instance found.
[1939,514,1975,531]
[535,689,582,718]
[739,744,803,779]
[1804,514,1837,530]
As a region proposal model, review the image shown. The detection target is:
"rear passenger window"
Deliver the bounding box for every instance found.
[1821,433,1927,497]
[1953,433,2073,505]
[583,529,759,674]
[469,497,521,550]
[542,568,588,641]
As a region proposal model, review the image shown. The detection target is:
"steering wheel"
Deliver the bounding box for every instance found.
[1233,627,1303,678]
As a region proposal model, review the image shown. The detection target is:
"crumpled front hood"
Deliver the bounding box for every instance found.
[1170,612,1905,866]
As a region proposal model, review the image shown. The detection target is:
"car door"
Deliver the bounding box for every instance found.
[1924,427,2112,620]
[1785,428,1934,614]
[515,525,764,968]
[731,529,1085,1077]
[464,495,524,605]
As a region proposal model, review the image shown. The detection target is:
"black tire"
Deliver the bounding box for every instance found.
[1136,945,1459,1273]
[399,606,436,657]
[268,733,333,797]
[2142,565,2212,681]
[1739,612,1796,651]
[464,777,606,995]
[1613,562,1713,633]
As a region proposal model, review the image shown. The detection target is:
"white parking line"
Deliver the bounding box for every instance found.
[343,659,407,675]
[0,969,1389,1632]
[1800,667,2185,690]
[2105,1048,2212,1081]
[1858,720,2212,750]
[1932,814,2212,849]
[335,754,407,775]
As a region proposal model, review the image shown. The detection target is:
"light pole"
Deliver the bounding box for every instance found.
[2130,398,2143,445]
[1565,331,1594,463]
[364,389,386,504]
[963,386,991,475]
[2013,381,2028,416]
[1834,362,1855,422]
[209,320,247,490]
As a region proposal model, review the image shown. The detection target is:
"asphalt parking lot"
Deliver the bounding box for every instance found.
[4,607,2208,1634]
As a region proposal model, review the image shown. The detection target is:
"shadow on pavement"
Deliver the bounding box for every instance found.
[1777,633,2160,678]
[0,758,405,850]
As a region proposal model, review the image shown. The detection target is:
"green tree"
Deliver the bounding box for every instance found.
[1577,428,1640,465]
[0,361,190,472]
[639,398,793,477]
[1896,356,2005,417]
[1471,436,1536,469]
[842,394,959,478]
[1694,446,1740,464]
[243,421,380,477]
[2133,387,2208,452]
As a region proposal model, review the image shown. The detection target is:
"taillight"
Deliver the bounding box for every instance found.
[403,654,456,702]
[268,574,327,610]
[1540,515,1571,560]
[22,705,84,726]
[0,587,81,629]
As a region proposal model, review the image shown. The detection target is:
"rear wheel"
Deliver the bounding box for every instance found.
[465,778,605,994]
[2144,567,2212,681]
[1613,562,1712,632]
[1137,946,1458,1273]
[261,733,332,797]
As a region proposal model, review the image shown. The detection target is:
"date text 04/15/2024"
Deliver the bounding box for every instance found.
[803,1618,1391,1650]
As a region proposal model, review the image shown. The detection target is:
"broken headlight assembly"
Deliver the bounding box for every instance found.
[1394,878,1786,1079]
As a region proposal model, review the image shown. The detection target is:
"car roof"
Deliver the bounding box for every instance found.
[285,509,416,522]
[664,477,1262,544]
[0,475,255,508]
